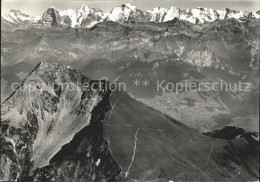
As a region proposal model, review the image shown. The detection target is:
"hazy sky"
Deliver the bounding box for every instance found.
[2,0,259,16]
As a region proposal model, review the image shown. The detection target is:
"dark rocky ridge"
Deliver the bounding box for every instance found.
[204,126,259,143]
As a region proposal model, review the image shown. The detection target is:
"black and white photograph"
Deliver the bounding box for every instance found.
[0,0,259,181]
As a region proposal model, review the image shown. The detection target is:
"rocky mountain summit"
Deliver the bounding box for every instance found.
[2,3,260,30]
[0,62,120,181]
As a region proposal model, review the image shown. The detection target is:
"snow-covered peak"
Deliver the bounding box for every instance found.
[78,5,91,14]
[2,9,36,23]
[106,3,147,22]
[147,7,167,22]
[163,6,180,22]
[123,3,137,11]
[107,4,134,22]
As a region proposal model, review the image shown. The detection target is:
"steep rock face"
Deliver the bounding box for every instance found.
[41,7,61,27]
[0,62,120,181]
[31,83,120,181]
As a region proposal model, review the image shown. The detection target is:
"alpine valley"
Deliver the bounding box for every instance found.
[1,3,259,182]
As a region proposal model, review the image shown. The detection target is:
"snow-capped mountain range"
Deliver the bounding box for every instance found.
[2,3,260,29]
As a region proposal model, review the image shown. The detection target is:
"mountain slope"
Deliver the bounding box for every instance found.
[102,90,259,181]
